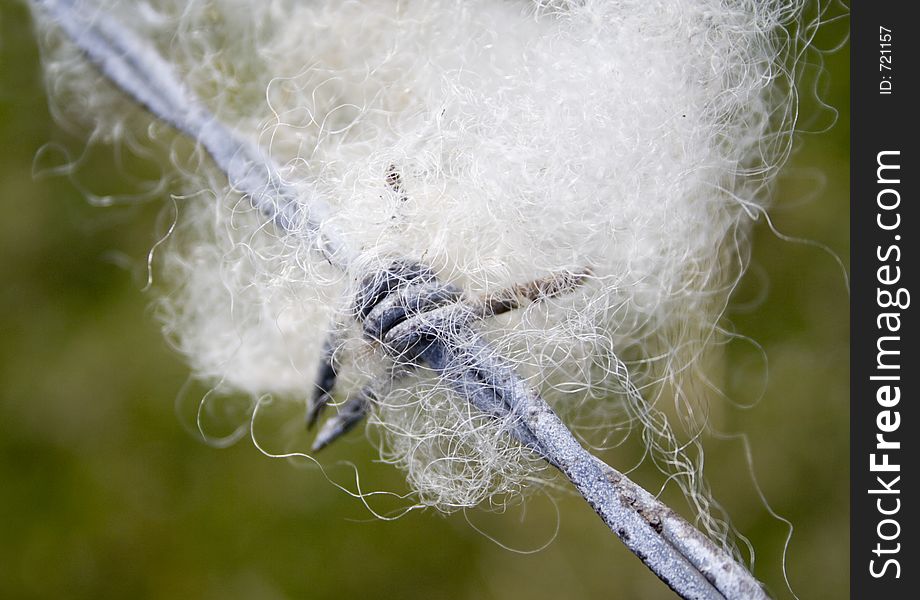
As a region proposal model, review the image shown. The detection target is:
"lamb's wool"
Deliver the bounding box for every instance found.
[34,0,802,523]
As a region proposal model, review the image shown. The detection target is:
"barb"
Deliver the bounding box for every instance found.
[30,1,769,598]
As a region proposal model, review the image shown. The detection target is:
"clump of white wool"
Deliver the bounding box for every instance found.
[34,0,803,529]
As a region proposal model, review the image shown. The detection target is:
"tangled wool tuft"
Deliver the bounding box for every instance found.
[33,0,808,538]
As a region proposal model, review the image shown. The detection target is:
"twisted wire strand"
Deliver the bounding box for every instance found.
[30,1,769,598]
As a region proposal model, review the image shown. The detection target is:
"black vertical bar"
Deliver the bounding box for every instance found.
[851,1,915,597]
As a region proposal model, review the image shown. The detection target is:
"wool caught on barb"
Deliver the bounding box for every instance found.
[32,0,803,527]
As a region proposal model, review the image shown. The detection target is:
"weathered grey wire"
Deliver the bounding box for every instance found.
[30,1,770,598]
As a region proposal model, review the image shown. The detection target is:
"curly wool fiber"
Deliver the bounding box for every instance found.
[34,0,800,515]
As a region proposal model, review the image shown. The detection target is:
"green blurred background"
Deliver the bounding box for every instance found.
[0,2,849,599]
